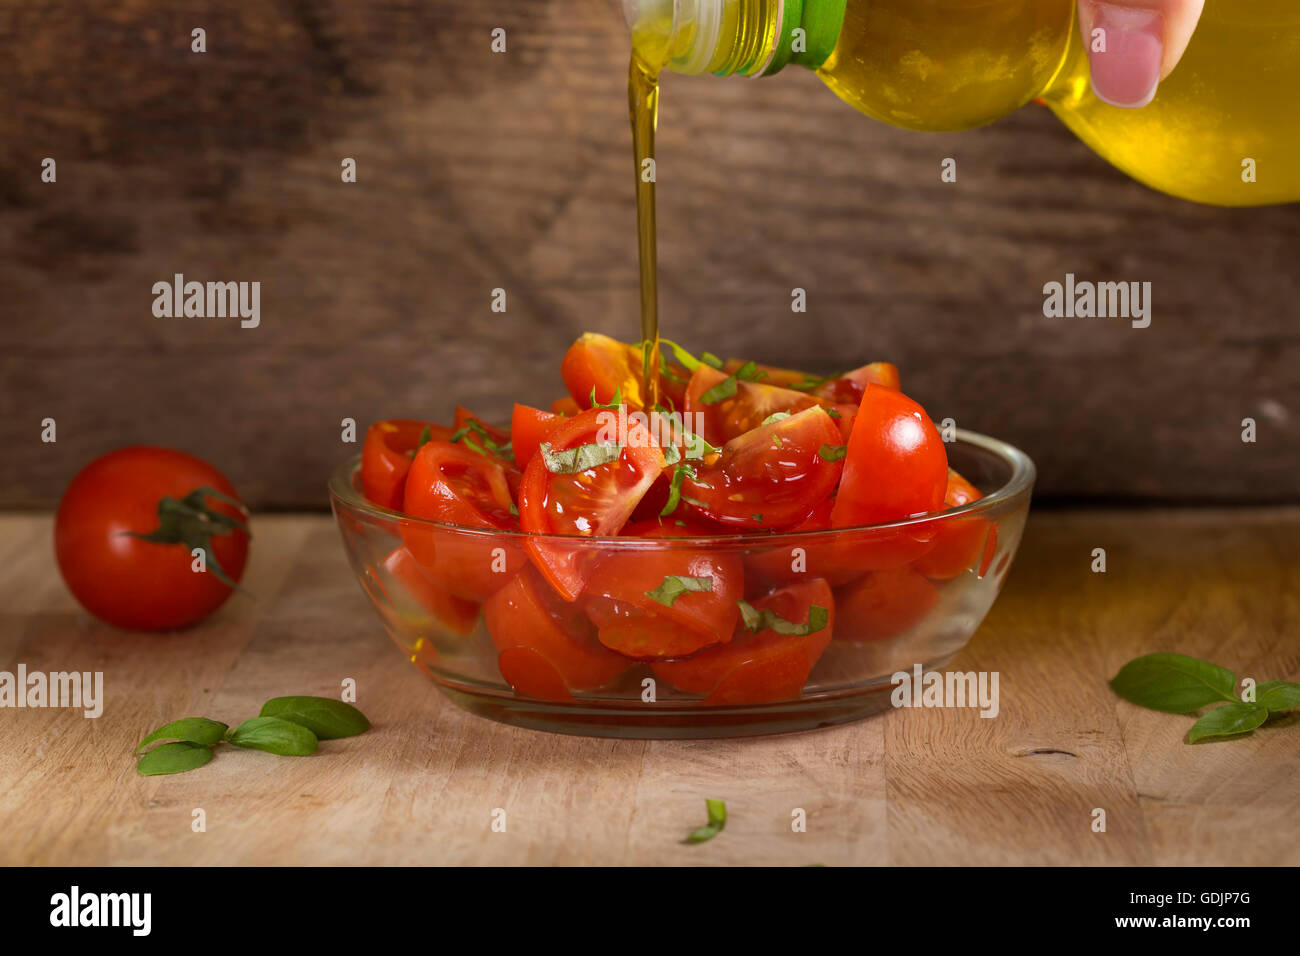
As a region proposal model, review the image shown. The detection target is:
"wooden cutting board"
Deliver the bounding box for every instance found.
[0,509,1296,865]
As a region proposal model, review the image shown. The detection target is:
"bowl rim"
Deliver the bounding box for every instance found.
[328,427,1035,544]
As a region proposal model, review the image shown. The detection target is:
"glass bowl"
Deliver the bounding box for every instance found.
[329,429,1034,738]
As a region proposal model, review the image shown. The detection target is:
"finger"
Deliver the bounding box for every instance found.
[1078,0,1207,108]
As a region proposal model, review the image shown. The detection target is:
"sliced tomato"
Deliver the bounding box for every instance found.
[511,404,562,472]
[484,565,630,700]
[813,362,900,404]
[913,469,999,580]
[561,332,647,409]
[684,365,821,446]
[833,566,939,642]
[518,408,666,600]
[681,406,843,530]
[452,406,512,460]
[652,579,835,704]
[582,536,743,659]
[831,385,948,527]
[401,441,525,601]
[382,546,479,635]
[721,359,816,390]
[361,419,452,511]
[551,396,582,416]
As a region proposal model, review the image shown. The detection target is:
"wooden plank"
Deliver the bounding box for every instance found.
[0,509,1296,865]
[0,0,1296,508]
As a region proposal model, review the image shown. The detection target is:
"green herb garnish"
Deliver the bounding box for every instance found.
[416,425,432,450]
[137,741,215,776]
[646,575,714,608]
[450,419,512,460]
[660,463,697,517]
[590,385,623,410]
[736,600,829,636]
[698,360,765,405]
[1110,653,1300,743]
[137,717,228,753]
[761,412,791,426]
[539,440,621,474]
[817,444,847,462]
[700,352,724,370]
[258,696,371,740]
[685,799,727,844]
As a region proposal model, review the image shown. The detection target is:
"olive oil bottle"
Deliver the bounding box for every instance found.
[622,0,1300,207]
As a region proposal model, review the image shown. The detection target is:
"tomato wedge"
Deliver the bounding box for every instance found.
[511,403,562,472]
[681,406,843,530]
[361,419,452,510]
[831,385,948,527]
[484,565,630,700]
[518,407,667,600]
[401,440,525,601]
[382,546,479,635]
[652,579,835,704]
[582,531,744,658]
[834,565,939,642]
[913,469,999,580]
[561,332,648,409]
[813,362,900,404]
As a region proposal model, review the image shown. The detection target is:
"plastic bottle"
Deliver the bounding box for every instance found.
[621,0,1299,206]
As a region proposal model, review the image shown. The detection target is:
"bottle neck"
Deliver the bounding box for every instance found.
[623,0,846,77]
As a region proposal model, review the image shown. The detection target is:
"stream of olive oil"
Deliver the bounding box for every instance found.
[629,52,661,409]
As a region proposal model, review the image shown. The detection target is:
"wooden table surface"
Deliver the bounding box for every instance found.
[1,509,1296,866]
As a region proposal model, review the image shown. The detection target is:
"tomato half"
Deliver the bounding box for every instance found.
[813,362,900,404]
[582,531,744,658]
[652,579,835,704]
[913,469,999,580]
[484,565,630,700]
[831,385,948,527]
[518,408,666,600]
[54,446,250,630]
[833,566,939,642]
[402,440,525,601]
[511,403,562,472]
[681,407,843,530]
[361,419,452,511]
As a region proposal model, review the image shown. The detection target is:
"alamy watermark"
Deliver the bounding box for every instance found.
[891,663,999,718]
[1043,273,1151,329]
[152,273,260,328]
[0,665,103,717]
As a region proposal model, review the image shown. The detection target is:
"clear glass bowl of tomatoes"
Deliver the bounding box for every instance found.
[330,334,1035,738]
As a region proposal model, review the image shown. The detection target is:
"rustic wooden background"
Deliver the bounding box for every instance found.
[1,0,1296,510]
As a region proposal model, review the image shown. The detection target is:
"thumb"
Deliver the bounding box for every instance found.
[1078,0,1206,108]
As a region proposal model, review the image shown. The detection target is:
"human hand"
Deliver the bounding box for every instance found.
[1079,0,1206,108]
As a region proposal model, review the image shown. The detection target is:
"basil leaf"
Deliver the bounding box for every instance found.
[646,575,713,608]
[700,352,724,370]
[685,798,727,843]
[137,717,228,753]
[539,440,621,475]
[698,361,764,406]
[761,412,791,426]
[226,716,318,755]
[658,339,702,373]
[659,463,695,517]
[818,444,847,462]
[1255,680,1300,713]
[416,425,432,450]
[737,600,828,636]
[737,599,764,632]
[1110,653,1238,714]
[821,407,841,419]
[1187,702,1270,743]
[137,741,214,776]
[683,430,719,461]
[259,696,371,740]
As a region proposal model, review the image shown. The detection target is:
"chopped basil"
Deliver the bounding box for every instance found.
[685,798,727,843]
[657,339,702,373]
[818,444,848,462]
[761,412,791,426]
[660,463,697,517]
[700,352,724,370]
[509,502,519,517]
[821,407,841,419]
[698,360,765,405]
[539,440,621,474]
[416,425,432,450]
[645,575,714,608]
[736,600,829,636]
[450,419,512,460]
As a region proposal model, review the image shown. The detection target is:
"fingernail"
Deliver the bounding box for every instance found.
[1088,3,1164,108]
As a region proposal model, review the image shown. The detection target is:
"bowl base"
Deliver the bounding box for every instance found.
[433,671,942,739]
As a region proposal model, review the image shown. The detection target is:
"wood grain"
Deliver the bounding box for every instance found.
[0,0,1296,509]
[0,510,1295,866]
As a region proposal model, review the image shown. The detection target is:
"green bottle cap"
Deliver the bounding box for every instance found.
[761,0,847,75]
